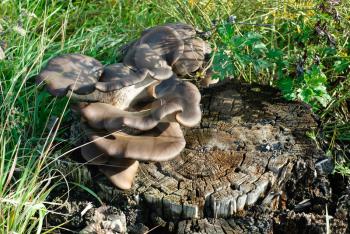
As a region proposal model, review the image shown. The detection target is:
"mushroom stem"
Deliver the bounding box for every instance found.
[99,159,139,190]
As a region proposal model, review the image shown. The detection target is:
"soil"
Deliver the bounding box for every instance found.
[46,80,349,234]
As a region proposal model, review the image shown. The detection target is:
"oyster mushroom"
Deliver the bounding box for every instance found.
[67,75,158,109]
[81,122,185,189]
[76,78,199,189]
[124,25,184,69]
[36,22,212,190]
[173,37,211,76]
[36,54,103,96]
[79,79,201,131]
[95,63,150,92]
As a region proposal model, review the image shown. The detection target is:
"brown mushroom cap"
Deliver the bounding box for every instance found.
[82,122,186,161]
[81,141,109,164]
[95,63,149,92]
[134,44,174,80]
[138,25,184,65]
[79,79,201,131]
[123,26,184,80]
[66,75,158,108]
[36,54,103,96]
[173,38,208,76]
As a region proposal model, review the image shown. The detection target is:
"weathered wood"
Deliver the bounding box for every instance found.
[130,80,322,220]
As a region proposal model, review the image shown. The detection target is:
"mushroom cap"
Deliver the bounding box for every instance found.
[134,44,174,80]
[173,38,208,76]
[79,79,201,131]
[123,26,184,81]
[81,141,109,164]
[66,75,158,108]
[151,79,202,127]
[99,159,139,190]
[81,139,140,190]
[138,25,184,65]
[36,54,103,96]
[82,122,186,161]
[95,63,149,92]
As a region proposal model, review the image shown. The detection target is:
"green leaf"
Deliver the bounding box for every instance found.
[218,23,235,43]
[334,60,350,73]
[315,94,331,107]
[253,42,267,53]
[253,59,270,72]
[277,76,296,100]
[304,66,327,86]
[267,49,283,59]
[245,32,263,46]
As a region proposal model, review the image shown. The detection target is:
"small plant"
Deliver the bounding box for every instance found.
[278,65,331,110]
[211,0,349,174]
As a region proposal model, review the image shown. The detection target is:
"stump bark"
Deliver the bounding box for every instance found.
[125,80,323,220]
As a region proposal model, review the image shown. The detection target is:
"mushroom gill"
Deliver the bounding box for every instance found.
[36,23,213,189]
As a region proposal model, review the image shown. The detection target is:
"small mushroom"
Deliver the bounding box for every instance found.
[36,54,103,96]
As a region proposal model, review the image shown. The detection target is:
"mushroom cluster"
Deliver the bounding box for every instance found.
[36,23,213,189]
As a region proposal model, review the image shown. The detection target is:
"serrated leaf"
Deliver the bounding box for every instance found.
[315,94,331,107]
[267,49,283,59]
[245,32,263,46]
[253,42,267,52]
[334,60,350,73]
[277,77,296,100]
[298,87,314,103]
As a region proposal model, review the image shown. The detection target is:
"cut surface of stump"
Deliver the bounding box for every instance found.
[131,80,324,220]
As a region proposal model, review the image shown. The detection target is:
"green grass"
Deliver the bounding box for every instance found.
[0,0,349,232]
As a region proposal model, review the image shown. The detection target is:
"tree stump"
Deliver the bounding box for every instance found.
[126,79,323,221]
[51,79,350,233]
